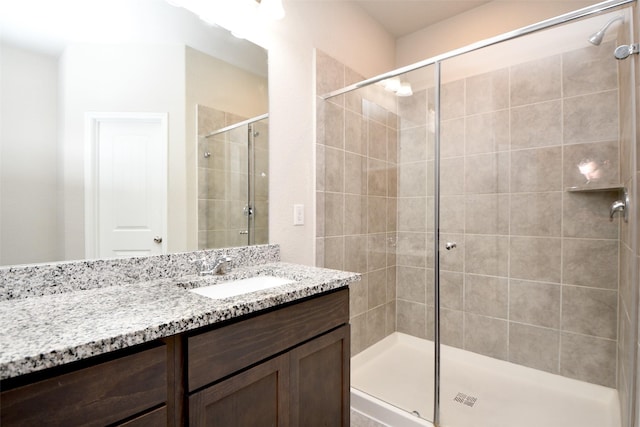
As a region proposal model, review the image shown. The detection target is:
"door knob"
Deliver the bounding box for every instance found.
[153,236,163,244]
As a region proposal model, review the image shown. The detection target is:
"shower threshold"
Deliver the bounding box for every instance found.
[351,333,620,427]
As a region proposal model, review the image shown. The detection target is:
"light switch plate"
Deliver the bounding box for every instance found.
[293,204,304,225]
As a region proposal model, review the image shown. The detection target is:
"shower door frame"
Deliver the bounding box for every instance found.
[321,0,637,425]
[203,113,269,247]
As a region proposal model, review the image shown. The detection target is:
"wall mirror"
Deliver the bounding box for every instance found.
[0,0,269,266]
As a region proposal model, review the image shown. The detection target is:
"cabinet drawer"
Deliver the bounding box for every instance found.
[117,406,167,426]
[1,344,168,426]
[188,288,349,391]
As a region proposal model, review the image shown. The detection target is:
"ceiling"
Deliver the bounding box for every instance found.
[353,0,492,37]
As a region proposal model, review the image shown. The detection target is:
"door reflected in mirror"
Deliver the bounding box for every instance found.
[0,0,268,266]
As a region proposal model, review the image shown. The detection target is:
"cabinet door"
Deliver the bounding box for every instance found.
[289,325,350,427]
[189,354,289,427]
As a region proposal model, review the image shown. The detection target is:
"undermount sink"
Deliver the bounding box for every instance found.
[189,275,295,299]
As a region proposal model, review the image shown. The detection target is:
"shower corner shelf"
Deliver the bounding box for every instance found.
[565,183,625,193]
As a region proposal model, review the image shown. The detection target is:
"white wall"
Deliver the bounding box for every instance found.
[396,0,597,67]
[185,46,269,251]
[59,43,186,260]
[0,44,59,265]
[252,0,396,265]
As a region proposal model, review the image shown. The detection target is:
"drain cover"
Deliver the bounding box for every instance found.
[454,392,478,407]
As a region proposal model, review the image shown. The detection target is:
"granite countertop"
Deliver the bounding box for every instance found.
[0,262,359,381]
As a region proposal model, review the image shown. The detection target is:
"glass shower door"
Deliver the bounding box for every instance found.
[437,6,634,427]
[197,113,269,249]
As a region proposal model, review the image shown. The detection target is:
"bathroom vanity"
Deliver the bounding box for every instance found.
[0,245,358,426]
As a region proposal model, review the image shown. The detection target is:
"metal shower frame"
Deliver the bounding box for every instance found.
[320,0,636,425]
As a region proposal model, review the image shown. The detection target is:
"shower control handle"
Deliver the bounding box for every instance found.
[445,242,457,250]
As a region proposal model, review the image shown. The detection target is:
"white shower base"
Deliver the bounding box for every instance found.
[351,333,620,427]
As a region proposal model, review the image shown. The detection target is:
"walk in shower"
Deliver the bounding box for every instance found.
[316,0,638,426]
[197,109,269,249]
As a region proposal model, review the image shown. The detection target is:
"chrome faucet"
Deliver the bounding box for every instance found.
[191,256,232,275]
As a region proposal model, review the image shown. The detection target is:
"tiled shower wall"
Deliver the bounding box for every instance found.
[316,51,399,355]
[317,41,624,388]
[197,105,269,249]
[397,42,621,388]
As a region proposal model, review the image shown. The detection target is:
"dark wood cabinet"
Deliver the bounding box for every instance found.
[189,353,290,427]
[187,289,350,427]
[0,343,168,426]
[0,289,350,426]
[290,326,350,427]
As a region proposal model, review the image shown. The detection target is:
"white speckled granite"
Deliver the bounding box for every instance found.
[0,245,280,301]
[0,257,359,380]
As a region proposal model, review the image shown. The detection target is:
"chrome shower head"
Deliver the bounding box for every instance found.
[589,16,623,46]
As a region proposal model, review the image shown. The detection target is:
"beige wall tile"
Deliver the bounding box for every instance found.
[324,236,344,270]
[465,110,510,155]
[367,158,387,197]
[345,152,366,195]
[367,233,387,272]
[442,79,465,120]
[464,313,508,360]
[345,235,368,274]
[385,301,396,336]
[509,323,559,373]
[368,121,388,161]
[398,89,427,128]
[562,41,618,98]
[465,274,508,318]
[366,305,387,347]
[465,194,509,235]
[563,191,619,239]
[510,192,562,237]
[324,101,345,149]
[440,232,464,272]
[325,147,344,193]
[441,308,464,348]
[510,236,562,283]
[465,234,508,276]
[397,197,427,232]
[344,194,366,235]
[368,269,387,309]
[345,111,366,155]
[510,55,561,106]
[441,118,465,158]
[560,332,616,387]
[562,140,619,188]
[440,271,463,310]
[562,238,618,289]
[396,231,426,267]
[441,157,465,195]
[367,196,387,233]
[350,275,368,317]
[563,90,618,144]
[510,100,562,150]
[511,147,562,192]
[465,68,509,115]
[440,195,465,234]
[399,162,427,197]
[324,192,344,236]
[397,300,427,338]
[509,279,561,328]
[350,313,367,356]
[465,152,509,194]
[400,126,428,163]
[562,285,617,339]
[397,266,426,303]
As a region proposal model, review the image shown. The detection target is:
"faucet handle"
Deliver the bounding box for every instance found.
[190,257,209,270]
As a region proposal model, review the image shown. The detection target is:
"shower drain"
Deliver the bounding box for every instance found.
[453,392,478,407]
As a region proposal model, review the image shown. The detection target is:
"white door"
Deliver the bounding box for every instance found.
[85,113,167,258]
